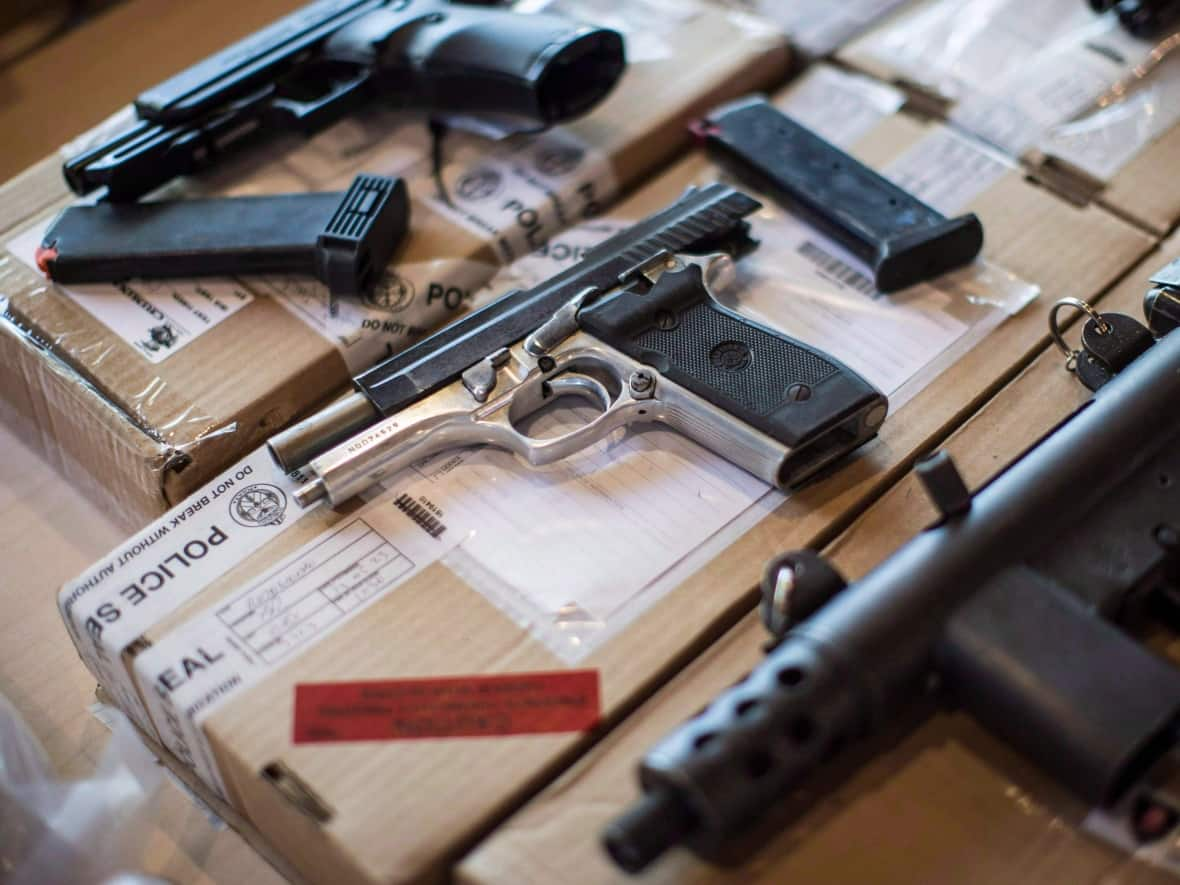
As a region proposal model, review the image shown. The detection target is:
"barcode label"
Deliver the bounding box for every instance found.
[394,493,447,538]
[797,240,878,297]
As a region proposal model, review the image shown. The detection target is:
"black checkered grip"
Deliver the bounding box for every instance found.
[634,302,837,416]
[579,264,885,450]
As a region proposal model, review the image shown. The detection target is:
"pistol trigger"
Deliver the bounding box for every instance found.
[461,348,510,403]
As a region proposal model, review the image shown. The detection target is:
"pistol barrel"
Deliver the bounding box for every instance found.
[268,392,378,472]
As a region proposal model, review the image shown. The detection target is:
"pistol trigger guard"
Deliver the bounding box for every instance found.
[491,369,649,469]
[542,373,615,411]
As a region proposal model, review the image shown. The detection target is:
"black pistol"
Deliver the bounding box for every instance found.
[604,271,1180,873]
[64,0,626,202]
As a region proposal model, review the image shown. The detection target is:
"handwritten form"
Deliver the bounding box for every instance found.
[384,67,1035,662]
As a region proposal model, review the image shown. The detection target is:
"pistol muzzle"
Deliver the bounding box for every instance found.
[268,391,378,472]
[602,789,696,874]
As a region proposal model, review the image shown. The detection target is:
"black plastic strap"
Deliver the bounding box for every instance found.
[697,96,984,293]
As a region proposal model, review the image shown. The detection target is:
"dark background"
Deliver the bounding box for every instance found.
[0,0,301,181]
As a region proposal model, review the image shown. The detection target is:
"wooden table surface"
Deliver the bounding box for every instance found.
[0,408,286,883]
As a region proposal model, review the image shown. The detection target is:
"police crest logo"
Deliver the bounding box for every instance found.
[229,484,288,527]
[535,144,583,177]
[456,167,504,202]
[365,271,415,314]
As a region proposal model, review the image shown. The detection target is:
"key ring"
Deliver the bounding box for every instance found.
[1049,298,1112,371]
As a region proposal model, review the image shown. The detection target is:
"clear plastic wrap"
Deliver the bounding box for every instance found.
[0,694,168,885]
[717,0,913,55]
[426,71,1036,662]
[1038,35,1180,183]
[441,214,1035,662]
[855,0,1180,182]
[1,109,503,529]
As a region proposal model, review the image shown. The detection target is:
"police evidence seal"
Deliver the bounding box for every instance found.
[455,167,503,201]
[365,271,415,313]
[535,145,583,177]
[230,483,287,527]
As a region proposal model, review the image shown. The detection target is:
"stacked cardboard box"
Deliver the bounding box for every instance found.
[56,65,1154,884]
[0,1,789,530]
[459,229,1180,885]
[840,0,1180,234]
[707,0,918,58]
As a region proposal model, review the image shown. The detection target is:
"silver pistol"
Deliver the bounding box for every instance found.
[270,185,888,508]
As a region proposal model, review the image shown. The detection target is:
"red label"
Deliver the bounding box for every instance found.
[293,670,600,744]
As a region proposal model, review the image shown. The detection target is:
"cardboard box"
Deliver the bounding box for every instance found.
[839,0,1180,235]
[457,229,1180,885]
[58,66,1153,884]
[706,0,918,58]
[0,1,789,531]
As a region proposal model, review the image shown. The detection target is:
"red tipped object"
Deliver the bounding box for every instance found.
[34,243,58,277]
[688,118,722,145]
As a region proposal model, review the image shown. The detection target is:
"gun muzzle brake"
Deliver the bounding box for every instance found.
[602,788,696,874]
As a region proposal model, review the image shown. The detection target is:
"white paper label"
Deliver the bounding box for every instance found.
[883,127,1013,217]
[414,424,772,658]
[413,127,618,265]
[259,260,495,373]
[1038,49,1180,182]
[740,228,970,398]
[949,42,1124,156]
[773,65,906,145]
[731,0,911,55]
[133,488,464,797]
[6,223,255,363]
[57,447,315,733]
[861,0,1173,179]
[385,222,1019,661]
[863,0,1116,103]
